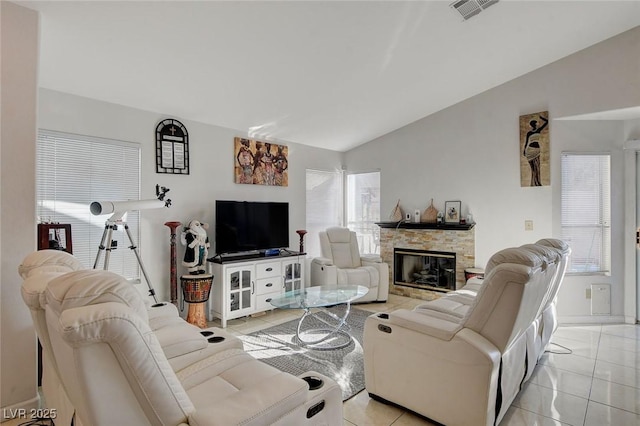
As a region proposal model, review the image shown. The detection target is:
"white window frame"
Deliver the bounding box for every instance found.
[561,152,611,275]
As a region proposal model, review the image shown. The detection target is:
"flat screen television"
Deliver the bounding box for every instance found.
[215,200,289,255]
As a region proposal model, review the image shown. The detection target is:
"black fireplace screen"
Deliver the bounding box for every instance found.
[394,248,456,292]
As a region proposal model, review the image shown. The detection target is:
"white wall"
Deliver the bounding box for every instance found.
[345,27,640,322]
[1,1,40,413]
[37,89,343,304]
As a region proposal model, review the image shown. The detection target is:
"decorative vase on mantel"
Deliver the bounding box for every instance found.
[390,199,403,222]
[421,199,438,223]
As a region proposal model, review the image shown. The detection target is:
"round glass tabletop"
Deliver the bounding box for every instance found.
[269,285,369,310]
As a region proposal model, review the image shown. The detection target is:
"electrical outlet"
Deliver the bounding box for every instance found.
[525,220,533,231]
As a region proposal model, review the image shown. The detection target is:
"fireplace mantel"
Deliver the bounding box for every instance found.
[376,221,475,231]
[379,226,475,300]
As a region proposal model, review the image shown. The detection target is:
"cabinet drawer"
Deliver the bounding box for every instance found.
[256,277,282,295]
[255,291,281,312]
[255,261,281,279]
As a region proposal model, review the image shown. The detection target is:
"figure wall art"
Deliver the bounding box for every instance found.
[234,137,289,186]
[520,111,550,187]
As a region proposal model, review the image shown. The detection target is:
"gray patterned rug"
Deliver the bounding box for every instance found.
[239,306,373,401]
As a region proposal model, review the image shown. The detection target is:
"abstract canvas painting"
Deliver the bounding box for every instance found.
[234,137,288,186]
[520,111,550,187]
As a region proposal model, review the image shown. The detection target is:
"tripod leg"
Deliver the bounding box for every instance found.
[103,224,115,270]
[93,225,110,269]
[123,224,158,304]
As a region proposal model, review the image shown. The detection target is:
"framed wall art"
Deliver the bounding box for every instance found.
[520,111,549,187]
[234,137,288,186]
[444,201,461,224]
[156,118,189,175]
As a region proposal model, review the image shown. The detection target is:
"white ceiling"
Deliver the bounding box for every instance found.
[20,1,640,152]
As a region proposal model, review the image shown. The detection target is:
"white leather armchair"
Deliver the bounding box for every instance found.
[310,227,389,302]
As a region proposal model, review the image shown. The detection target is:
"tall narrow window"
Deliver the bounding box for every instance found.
[346,171,381,254]
[37,130,141,280]
[561,153,611,274]
[305,169,343,258]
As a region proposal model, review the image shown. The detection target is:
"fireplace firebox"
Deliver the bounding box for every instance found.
[394,248,456,292]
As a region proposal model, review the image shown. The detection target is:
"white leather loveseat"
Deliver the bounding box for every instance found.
[20,250,342,426]
[363,239,570,426]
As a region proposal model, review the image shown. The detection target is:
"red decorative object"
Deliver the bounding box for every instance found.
[296,229,307,253]
[165,221,182,306]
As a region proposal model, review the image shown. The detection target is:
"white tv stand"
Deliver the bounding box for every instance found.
[207,252,305,328]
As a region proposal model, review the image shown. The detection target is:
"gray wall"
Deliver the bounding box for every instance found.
[345,26,640,322]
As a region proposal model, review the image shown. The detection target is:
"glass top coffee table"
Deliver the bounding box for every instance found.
[269,285,368,350]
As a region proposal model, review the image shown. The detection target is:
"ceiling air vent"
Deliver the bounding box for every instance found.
[451,0,499,21]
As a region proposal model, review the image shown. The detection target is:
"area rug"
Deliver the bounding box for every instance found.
[239,306,373,401]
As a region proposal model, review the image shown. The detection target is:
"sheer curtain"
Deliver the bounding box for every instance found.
[305,169,343,258]
[346,171,381,255]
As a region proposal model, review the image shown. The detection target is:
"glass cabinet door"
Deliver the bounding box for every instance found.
[227,267,253,313]
[283,260,303,293]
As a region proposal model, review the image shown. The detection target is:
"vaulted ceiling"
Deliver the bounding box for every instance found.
[21,1,640,151]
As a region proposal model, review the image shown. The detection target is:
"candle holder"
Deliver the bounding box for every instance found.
[296,229,307,254]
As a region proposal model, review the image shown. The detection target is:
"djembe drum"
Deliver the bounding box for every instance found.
[181,274,213,328]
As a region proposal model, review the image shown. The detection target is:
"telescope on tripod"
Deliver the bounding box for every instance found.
[90,185,171,304]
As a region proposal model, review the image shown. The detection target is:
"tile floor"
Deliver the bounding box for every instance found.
[4,294,638,426]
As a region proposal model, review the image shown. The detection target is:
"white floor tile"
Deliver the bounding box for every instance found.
[530,364,594,399]
[549,336,599,360]
[589,378,640,414]
[539,352,596,377]
[598,333,640,353]
[512,382,588,426]
[500,406,570,425]
[553,327,601,346]
[600,324,640,341]
[593,359,640,389]
[584,401,640,426]
[596,346,640,370]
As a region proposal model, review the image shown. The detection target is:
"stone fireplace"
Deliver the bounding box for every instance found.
[394,248,456,292]
[378,223,475,300]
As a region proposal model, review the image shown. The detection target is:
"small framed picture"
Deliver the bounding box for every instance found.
[444,201,461,224]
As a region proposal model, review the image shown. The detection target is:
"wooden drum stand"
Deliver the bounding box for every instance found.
[181,274,213,328]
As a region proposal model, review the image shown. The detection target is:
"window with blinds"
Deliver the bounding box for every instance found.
[561,153,611,274]
[305,169,343,258]
[37,130,141,280]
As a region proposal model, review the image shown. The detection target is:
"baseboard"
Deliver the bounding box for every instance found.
[558,315,626,325]
[1,395,40,423]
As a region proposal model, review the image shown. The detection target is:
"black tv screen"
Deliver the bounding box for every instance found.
[215,200,289,254]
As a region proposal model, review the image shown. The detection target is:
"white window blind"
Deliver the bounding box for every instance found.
[561,153,611,274]
[37,130,141,280]
[347,171,381,255]
[305,169,343,258]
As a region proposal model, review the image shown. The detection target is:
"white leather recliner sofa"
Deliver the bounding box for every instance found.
[310,227,389,302]
[20,250,343,426]
[363,239,569,426]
